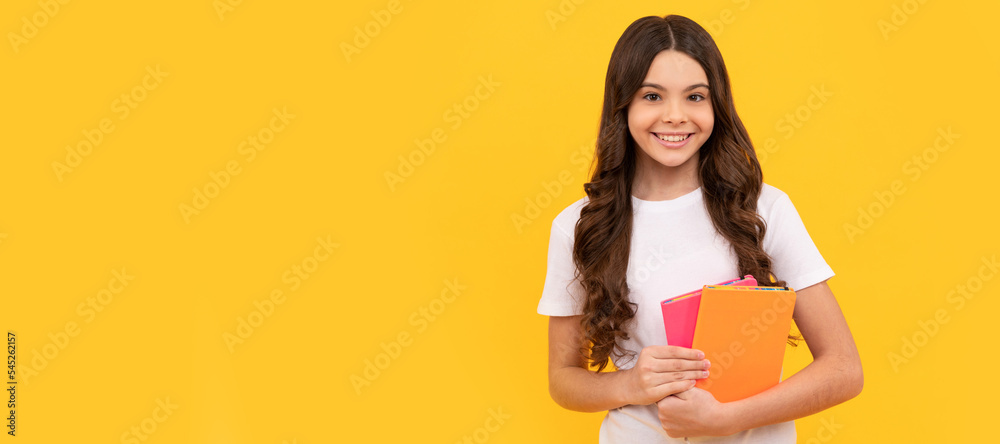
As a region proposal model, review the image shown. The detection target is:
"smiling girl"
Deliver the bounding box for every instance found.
[537,15,862,442]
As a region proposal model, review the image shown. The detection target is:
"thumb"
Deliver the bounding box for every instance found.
[672,388,695,401]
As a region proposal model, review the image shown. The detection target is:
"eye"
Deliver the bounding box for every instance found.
[642,92,661,101]
[688,93,707,102]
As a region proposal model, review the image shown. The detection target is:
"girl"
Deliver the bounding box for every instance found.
[537,15,863,442]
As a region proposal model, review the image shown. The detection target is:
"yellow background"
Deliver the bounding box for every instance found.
[2,0,997,442]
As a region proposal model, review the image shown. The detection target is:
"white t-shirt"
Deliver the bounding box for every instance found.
[537,183,835,443]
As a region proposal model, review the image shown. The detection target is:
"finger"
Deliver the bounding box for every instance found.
[644,345,706,360]
[652,379,698,400]
[656,393,681,408]
[646,358,711,374]
[646,369,709,387]
[672,388,694,401]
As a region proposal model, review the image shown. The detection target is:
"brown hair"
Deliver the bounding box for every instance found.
[573,15,798,371]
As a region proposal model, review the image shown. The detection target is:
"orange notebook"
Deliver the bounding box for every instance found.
[691,285,797,403]
[661,275,757,348]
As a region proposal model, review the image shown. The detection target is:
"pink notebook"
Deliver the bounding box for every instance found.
[661,275,757,348]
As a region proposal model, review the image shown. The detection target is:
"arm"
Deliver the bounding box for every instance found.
[547,314,709,413]
[656,281,863,437]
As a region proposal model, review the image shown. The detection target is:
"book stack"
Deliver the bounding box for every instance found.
[660,276,797,403]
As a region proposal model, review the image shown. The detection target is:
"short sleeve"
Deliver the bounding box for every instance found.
[537,220,586,316]
[761,191,835,291]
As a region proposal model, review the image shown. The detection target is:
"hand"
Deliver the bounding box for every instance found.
[656,387,734,438]
[622,345,711,405]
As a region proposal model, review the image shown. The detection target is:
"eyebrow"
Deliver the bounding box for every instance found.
[640,82,710,91]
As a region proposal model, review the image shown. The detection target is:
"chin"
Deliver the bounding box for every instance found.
[653,157,696,169]
[649,146,701,168]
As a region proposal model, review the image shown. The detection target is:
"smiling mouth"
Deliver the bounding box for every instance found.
[656,133,693,142]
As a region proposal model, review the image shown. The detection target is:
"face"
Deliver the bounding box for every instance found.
[627,50,714,179]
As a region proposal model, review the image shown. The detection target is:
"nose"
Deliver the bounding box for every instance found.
[661,98,687,124]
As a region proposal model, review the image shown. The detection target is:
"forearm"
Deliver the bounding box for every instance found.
[549,365,632,413]
[723,354,863,433]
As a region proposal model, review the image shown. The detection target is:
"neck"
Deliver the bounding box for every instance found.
[631,153,701,201]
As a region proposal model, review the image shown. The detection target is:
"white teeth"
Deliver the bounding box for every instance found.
[657,133,690,142]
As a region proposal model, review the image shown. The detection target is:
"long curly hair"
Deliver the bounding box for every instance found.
[573,15,798,371]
